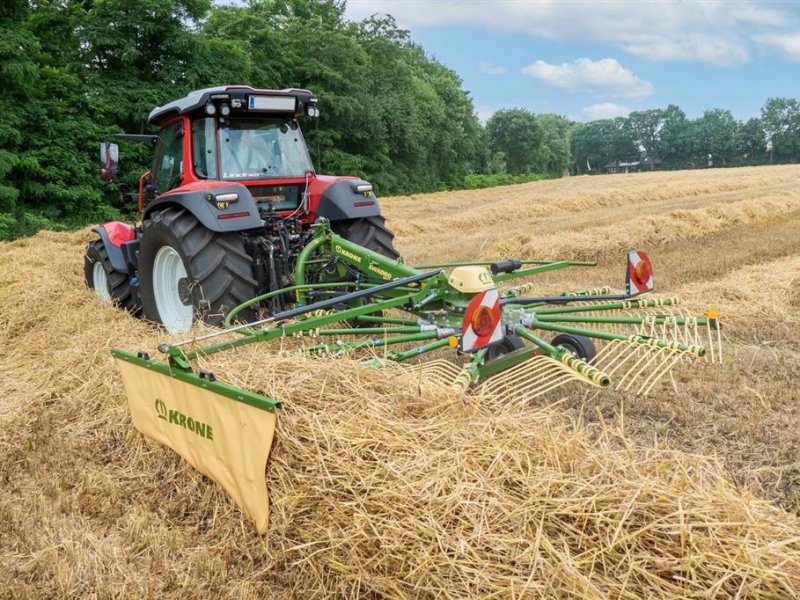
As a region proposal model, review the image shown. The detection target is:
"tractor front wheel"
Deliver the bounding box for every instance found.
[84,239,140,314]
[138,208,257,333]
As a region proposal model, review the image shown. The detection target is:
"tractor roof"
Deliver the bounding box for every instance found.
[148,85,318,127]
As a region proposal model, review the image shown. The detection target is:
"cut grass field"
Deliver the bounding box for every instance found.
[1,164,798,597]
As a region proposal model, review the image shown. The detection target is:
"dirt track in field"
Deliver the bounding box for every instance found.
[1,165,799,597]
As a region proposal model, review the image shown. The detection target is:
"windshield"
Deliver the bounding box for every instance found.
[218,118,314,180]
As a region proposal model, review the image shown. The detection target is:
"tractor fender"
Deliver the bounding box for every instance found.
[143,184,263,233]
[92,222,136,274]
[315,179,382,222]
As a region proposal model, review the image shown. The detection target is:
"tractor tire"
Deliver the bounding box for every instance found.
[138,207,257,333]
[552,333,597,362]
[84,239,141,315]
[331,215,399,260]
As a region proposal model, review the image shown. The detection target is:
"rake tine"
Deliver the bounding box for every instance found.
[637,350,686,395]
[594,341,643,379]
[618,346,661,391]
[706,321,717,364]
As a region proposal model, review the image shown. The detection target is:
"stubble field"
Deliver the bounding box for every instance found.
[1,164,799,598]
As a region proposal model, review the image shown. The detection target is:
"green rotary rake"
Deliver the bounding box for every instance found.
[112,219,721,531]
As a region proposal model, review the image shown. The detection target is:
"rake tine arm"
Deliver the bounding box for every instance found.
[513,326,611,388]
[526,319,706,358]
[530,297,681,315]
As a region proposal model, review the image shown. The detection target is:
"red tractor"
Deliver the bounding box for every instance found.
[85,86,398,333]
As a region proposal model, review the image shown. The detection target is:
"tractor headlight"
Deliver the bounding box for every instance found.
[220,104,231,116]
[204,103,217,116]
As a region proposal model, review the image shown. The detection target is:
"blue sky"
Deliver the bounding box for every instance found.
[344,0,800,123]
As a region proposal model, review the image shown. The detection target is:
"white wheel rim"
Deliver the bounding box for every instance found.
[153,246,193,333]
[92,262,111,302]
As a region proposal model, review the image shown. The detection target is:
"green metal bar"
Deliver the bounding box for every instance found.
[354,315,421,326]
[111,349,281,413]
[296,326,423,336]
[513,327,560,356]
[412,259,596,269]
[514,327,611,387]
[535,314,710,326]
[300,331,443,355]
[532,297,679,315]
[476,346,538,379]
[529,319,705,356]
[224,281,356,328]
[492,261,596,284]
[293,234,328,302]
[183,292,424,361]
[384,338,452,362]
[457,349,488,386]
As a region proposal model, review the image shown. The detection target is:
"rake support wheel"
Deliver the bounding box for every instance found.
[484,334,526,362]
[552,333,597,362]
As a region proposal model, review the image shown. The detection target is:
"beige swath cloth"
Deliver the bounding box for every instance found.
[116,359,277,533]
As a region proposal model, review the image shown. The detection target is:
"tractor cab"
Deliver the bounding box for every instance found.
[88,85,398,333]
[99,86,322,215]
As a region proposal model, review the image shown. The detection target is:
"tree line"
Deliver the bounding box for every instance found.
[1,0,798,240]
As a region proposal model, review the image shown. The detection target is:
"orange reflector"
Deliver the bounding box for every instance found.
[634,259,652,285]
[448,336,458,348]
[471,305,496,337]
[706,309,719,320]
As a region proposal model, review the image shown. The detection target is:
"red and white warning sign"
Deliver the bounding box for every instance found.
[461,288,503,352]
[626,250,654,295]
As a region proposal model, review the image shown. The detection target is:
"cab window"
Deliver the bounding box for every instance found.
[154,122,184,193]
[192,117,218,179]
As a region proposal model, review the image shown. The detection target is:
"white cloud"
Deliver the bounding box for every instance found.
[621,33,750,67]
[474,104,496,124]
[582,103,632,121]
[522,58,654,99]
[752,32,800,61]
[478,61,507,76]
[344,1,797,66]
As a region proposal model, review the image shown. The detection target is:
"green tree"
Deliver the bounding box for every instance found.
[737,117,766,163]
[628,105,689,169]
[761,97,800,163]
[486,109,543,175]
[692,109,739,167]
[570,118,637,174]
[0,0,114,239]
[533,114,572,177]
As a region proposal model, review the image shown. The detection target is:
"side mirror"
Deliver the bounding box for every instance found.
[99,142,119,182]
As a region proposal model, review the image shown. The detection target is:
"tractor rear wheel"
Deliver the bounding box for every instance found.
[84,239,141,314]
[138,207,257,333]
[331,215,399,260]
